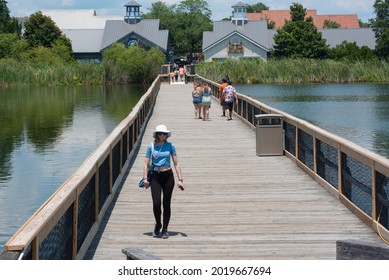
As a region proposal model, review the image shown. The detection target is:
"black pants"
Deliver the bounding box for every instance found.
[150,169,175,230]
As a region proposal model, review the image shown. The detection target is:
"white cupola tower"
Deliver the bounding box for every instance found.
[124,1,142,24]
[231,2,248,25]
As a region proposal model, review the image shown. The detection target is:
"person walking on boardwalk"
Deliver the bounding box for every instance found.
[170,71,175,84]
[223,81,238,121]
[201,82,212,121]
[192,82,203,119]
[219,77,229,117]
[143,125,184,239]
[174,68,179,82]
[179,66,185,82]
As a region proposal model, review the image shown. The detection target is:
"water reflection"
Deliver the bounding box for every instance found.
[0,84,145,252]
[236,83,389,158]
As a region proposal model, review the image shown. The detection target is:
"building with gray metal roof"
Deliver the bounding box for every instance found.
[42,2,169,62]
[40,1,375,62]
[203,2,376,62]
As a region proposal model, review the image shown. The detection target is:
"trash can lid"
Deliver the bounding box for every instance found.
[255,114,283,119]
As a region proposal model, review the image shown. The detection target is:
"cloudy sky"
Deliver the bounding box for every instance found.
[6,0,375,23]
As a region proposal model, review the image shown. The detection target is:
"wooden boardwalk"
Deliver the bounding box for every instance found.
[85,83,381,260]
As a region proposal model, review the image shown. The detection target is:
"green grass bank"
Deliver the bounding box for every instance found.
[2,58,389,87]
[0,59,105,86]
[195,58,389,84]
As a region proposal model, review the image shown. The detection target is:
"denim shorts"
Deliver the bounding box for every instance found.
[193,96,202,104]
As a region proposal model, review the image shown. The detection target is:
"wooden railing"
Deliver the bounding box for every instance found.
[0,76,161,260]
[198,75,389,244]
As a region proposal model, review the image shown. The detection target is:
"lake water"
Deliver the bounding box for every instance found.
[235,83,389,158]
[0,84,146,253]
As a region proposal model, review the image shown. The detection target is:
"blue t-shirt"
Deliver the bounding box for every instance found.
[145,142,176,167]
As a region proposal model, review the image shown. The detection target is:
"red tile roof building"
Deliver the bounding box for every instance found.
[247,10,360,29]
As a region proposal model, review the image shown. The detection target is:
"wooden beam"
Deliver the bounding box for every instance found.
[0,251,21,260]
[337,239,389,260]
[122,247,161,260]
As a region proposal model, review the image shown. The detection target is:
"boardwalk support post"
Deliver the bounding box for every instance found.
[122,247,161,260]
[336,239,389,260]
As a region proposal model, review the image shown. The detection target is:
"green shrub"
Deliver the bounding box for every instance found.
[102,44,165,84]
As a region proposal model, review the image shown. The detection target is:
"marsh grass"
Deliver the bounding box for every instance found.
[196,58,389,84]
[3,57,389,87]
[0,59,105,86]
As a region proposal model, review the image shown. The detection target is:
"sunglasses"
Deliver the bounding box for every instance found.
[156,132,168,136]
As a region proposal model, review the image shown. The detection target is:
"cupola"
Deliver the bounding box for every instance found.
[124,1,142,24]
[231,2,248,25]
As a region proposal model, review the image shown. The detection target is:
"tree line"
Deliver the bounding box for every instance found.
[271,2,389,60]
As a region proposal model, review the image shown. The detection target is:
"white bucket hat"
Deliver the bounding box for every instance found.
[153,124,171,138]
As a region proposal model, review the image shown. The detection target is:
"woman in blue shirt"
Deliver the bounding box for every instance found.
[143,124,184,239]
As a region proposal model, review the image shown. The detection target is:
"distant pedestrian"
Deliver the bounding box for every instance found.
[223,81,238,121]
[192,82,203,119]
[201,82,212,121]
[170,71,175,83]
[219,77,229,117]
[143,125,184,239]
[179,67,185,82]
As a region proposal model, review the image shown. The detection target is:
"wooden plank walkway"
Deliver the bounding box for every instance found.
[85,83,381,260]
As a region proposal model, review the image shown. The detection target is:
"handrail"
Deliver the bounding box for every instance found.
[196,74,389,244]
[1,75,161,260]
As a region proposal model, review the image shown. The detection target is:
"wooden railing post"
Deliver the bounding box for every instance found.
[109,148,113,194]
[372,161,377,221]
[95,162,100,223]
[338,144,342,194]
[72,188,79,259]
[313,132,317,175]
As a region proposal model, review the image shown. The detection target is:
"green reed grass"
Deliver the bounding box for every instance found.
[196,58,389,84]
[3,57,389,87]
[0,59,105,86]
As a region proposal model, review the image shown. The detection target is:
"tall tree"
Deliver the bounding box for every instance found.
[246,2,269,13]
[323,20,340,28]
[175,0,212,55]
[143,0,212,57]
[0,0,21,35]
[371,0,389,58]
[272,3,329,59]
[22,11,73,62]
[142,1,176,30]
[245,2,274,28]
[358,19,371,27]
[23,11,62,48]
